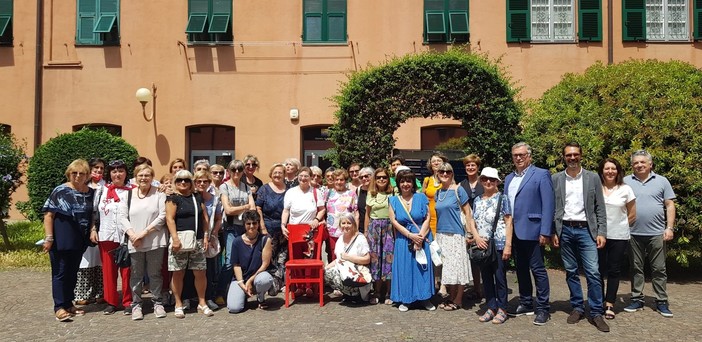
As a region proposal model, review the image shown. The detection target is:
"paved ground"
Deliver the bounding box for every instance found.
[1,268,700,342]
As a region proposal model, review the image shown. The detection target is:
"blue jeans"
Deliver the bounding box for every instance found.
[560,224,603,317]
[217,228,241,298]
[481,249,509,311]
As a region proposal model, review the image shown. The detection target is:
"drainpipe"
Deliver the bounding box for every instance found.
[607,0,613,65]
[34,0,44,149]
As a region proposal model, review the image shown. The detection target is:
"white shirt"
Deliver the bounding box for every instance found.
[97,186,131,243]
[508,165,530,211]
[603,184,636,240]
[334,233,370,263]
[563,168,587,221]
[284,186,324,224]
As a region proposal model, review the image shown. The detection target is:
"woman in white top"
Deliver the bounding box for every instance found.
[597,158,636,320]
[90,159,134,315]
[324,212,372,302]
[119,164,167,320]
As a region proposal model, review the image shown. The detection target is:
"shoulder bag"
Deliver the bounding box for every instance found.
[338,234,372,287]
[110,189,132,267]
[171,195,199,252]
[467,193,502,267]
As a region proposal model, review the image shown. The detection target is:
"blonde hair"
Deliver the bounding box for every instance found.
[65,159,90,179]
[336,212,358,234]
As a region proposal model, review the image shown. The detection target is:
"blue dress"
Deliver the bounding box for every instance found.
[389,193,434,304]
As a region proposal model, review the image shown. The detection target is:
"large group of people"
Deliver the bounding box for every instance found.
[43,143,676,333]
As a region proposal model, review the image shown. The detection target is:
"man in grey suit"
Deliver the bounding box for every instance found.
[552,143,609,332]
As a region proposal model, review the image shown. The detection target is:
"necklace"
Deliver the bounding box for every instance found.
[437,187,450,202]
[243,234,258,246]
[432,175,440,187]
[401,194,413,206]
[137,186,151,199]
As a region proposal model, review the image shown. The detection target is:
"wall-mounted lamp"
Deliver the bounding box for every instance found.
[290,108,299,120]
[136,83,157,121]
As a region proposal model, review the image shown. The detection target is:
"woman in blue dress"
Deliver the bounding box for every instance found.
[388,168,435,312]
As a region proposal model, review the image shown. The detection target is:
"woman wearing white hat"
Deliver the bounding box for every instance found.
[469,167,513,324]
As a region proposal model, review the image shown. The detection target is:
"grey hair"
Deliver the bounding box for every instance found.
[511,142,533,155]
[631,150,653,164]
[227,160,245,170]
[359,166,374,177]
[283,158,301,170]
[310,166,323,176]
[193,159,210,170]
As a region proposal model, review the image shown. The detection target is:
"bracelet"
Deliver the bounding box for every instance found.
[45,236,54,242]
[90,228,97,232]
[237,280,244,284]
[313,217,319,222]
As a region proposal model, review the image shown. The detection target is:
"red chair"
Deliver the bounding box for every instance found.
[285,223,325,307]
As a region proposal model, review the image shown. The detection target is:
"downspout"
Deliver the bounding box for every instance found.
[34,0,44,149]
[607,0,613,65]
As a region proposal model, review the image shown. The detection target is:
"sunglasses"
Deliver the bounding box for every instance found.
[70,171,86,177]
[360,174,371,179]
[108,160,125,168]
[230,168,244,173]
[175,178,192,184]
[481,177,499,183]
[375,175,388,180]
[245,163,258,168]
[211,171,224,175]
[438,170,453,175]
[349,170,360,174]
[195,180,211,184]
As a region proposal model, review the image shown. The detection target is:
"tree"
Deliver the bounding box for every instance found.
[328,49,524,171]
[18,128,139,221]
[522,59,702,267]
[0,131,27,249]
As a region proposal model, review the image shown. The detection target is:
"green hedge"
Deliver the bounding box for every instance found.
[18,128,138,221]
[521,59,702,267]
[328,49,524,171]
[0,132,26,218]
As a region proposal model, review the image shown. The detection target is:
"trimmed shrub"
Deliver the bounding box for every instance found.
[18,128,139,221]
[0,132,26,218]
[328,49,524,171]
[522,59,702,267]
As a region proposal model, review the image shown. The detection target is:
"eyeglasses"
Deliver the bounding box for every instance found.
[438,170,453,175]
[230,168,244,173]
[360,174,371,179]
[175,178,192,184]
[211,171,224,175]
[349,170,360,174]
[245,163,258,168]
[244,221,259,226]
[70,172,86,177]
[312,174,322,178]
[195,180,211,184]
[108,160,125,168]
[480,177,499,183]
[375,175,388,180]
[512,153,530,159]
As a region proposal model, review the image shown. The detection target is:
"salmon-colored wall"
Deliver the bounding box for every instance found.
[2,0,702,219]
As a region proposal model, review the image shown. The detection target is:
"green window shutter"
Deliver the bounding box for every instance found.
[622,0,645,41]
[96,0,119,33]
[303,0,322,41]
[94,14,116,32]
[506,0,529,42]
[448,0,468,11]
[209,0,231,33]
[426,12,446,34]
[326,0,346,42]
[449,12,469,34]
[187,0,209,33]
[694,0,702,40]
[76,0,98,44]
[578,0,601,41]
[0,0,11,37]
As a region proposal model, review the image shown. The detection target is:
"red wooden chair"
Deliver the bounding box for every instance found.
[285,223,325,307]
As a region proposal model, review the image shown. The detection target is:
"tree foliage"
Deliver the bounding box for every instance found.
[522,59,702,267]
[18,128,139,221]
[328,49,524,171]
[0,132,27,248]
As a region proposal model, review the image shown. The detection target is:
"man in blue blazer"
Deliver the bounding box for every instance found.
[504,142,555,326]
[552,143,609,332]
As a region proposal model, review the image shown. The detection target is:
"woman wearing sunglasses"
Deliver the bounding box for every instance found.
[243,155,264,200]
[364,168,395,305]
[166,170,213,318]
[216,160,255,303]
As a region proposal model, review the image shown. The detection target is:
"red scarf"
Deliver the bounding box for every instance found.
[106,183,133,202]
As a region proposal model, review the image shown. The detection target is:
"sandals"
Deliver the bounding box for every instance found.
[66,306,85,316]
[605,305,616,320]
[384,299,394,305]
[479,309,496,322]
[369,297,379,305]
[197,304,214,317]
[442,302,460,311]
[492,309,508,324]
[258,301,269,310]
[55,308,72,322]
[174,306,185,319]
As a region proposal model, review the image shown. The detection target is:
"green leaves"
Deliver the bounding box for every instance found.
[329,49,523,171]
[0,132,27,219]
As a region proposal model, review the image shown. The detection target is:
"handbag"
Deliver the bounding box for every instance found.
[337,234,372,287]
[429,240,442,267]
[171,195,199,252]
[468,193,503,267]
[109,190,132,267]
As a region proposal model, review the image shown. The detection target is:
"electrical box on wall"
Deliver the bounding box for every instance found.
[290,108,299,120]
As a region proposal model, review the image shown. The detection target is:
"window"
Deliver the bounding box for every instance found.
[0,0,12,46]
[506,0,602,42]
[696,0,702,40]
[186,0,232,44]
[303,0,347,43]
[624,0,691,41]
[188,125,235,167]
[0,123,10,134]
[424,0,469,43]
[76,0,119,45]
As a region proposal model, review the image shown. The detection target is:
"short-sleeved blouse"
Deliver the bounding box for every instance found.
[42,184,95,251]
[434,186,469,235]
[603,184,636,240]
[366,192,391,219]
[326,188,358,238]
[473,193,512,250]
[255,183,286,234]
